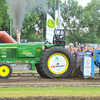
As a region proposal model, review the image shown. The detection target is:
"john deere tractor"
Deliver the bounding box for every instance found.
[0,30,74,79]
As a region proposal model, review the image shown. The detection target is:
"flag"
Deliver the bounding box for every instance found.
[60,5,67,13]
[60,15,64,29]
[55,1,64,29]
[55,10,59,29]
[47,3,54,14]
[55,9,64,29]
[46,13,55,43]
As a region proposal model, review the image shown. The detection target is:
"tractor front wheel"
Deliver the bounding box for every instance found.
[0,63,12,79]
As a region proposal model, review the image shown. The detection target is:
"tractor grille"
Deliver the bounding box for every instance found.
[7,49,16,58]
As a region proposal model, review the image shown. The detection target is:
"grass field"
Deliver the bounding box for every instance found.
[0,86,100,97]
[12,70,37,73]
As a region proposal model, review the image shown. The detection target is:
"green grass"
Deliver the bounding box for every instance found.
[12,70,37,73]
[0,86,100,97]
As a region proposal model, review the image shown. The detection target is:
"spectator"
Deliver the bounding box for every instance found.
[65,43,99,57]
[84,47,87,51]
[96,44,100,50]
[74,41,78,47]
[86,43,88,47]
[93,45,95,50]
[79,43,81,48]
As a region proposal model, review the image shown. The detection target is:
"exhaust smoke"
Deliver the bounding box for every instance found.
[6,0,47,43]
[6,0,26,31]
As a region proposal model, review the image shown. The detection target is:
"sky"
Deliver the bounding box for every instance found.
[62,0,91,7]
[78,0,91,7]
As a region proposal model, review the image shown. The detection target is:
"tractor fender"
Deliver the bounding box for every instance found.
[44,44,63,49]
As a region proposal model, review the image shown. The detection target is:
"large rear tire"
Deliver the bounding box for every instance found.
[35,64,47,78]
[0,63,12,79]
[39,46,74,78]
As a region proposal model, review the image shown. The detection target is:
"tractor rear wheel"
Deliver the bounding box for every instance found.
[35,64,47,78]
[39,46,74,78]
[0,62,12,79]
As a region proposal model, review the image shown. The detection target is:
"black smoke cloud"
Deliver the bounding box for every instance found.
[6,0,26,31]
[6,0,47,31]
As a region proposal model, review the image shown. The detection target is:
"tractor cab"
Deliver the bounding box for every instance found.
[53,29,65,46]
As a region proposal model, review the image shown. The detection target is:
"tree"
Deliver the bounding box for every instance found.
[21,12,39,41]
[0,0,10,33]
[21,0,48,41]
[62,0,84,43]
[82,0,100,43]
[61,0,100,44]
[35,0,56,40]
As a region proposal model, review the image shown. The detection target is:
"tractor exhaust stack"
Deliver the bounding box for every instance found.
[17,30,20,43]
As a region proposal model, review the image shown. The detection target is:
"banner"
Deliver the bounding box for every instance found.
[55,5,64,29]
[55,10,59,29]
[46,1,66,43]
[46,13,55,43]
[84,57,91,76]
[77,52,84,67]
[55,0,61,29]
[60,15,64,29]
[84,51,92,57]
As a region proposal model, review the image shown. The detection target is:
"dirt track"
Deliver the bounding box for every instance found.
[0,73,100,100]
[0,76,100,87]
[0,96,100,100]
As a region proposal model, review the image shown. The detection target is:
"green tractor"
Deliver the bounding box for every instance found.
[0,30,74,79]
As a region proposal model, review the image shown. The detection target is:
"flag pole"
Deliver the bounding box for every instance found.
[58,2,61,29]
[55,0,56,29]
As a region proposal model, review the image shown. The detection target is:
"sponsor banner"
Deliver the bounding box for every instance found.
[23,60,29,63]
[55,10,64,29]
[1,52,6,54]
[46,29,54,43]
[14,61,22,63]
[30,60,34,63]
[51,65,65,68]
[49,55,66,73]
[6,61,13,63]
[2,55,6,58]
[84,57,91,76]
[77,52,84,66]
[46,13,55,43]
[84,51,92,57]
[55,10,59,29]
[60,16,64,29]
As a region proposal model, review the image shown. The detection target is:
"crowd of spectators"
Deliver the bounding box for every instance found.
[65,42,100,57]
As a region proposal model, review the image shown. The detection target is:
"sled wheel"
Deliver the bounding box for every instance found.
[39,46,74,78]
[0,63,12,79]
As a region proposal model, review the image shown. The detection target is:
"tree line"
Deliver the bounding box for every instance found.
[0,0,100,44]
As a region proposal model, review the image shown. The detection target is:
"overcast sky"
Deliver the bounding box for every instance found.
[62,0,91,7]
[78,0,91,7]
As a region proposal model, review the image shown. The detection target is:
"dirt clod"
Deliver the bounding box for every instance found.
[70,67,84,79]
